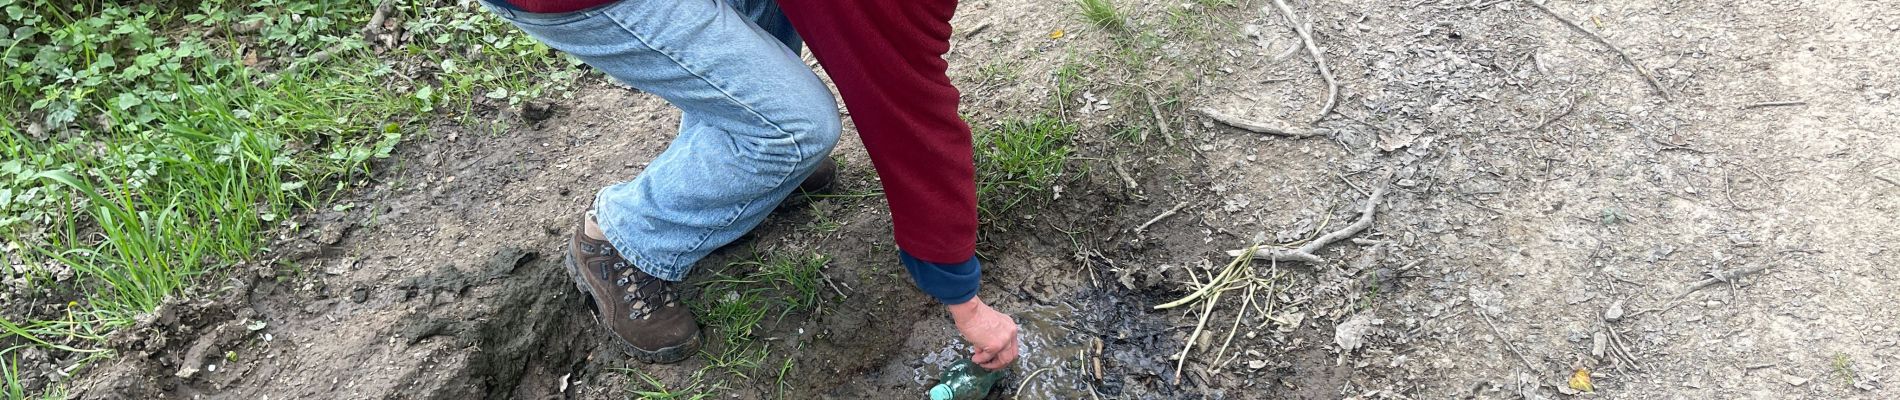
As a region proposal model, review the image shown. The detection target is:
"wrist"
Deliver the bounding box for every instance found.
[945,295,984,318]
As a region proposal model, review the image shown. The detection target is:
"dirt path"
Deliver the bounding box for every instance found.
[69,0,1897,399]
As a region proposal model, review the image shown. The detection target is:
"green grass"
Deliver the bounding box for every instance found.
[973,60,1022,84]
[1077,0,1126,31]
[801,201,842,233]
[690,251,833,383]
[1834,353,1857,387]
[703,289,770,347]
[0,1,573,395]
[975,117,1077,219]
[1052,60,1085,105]
[3,352,20,400]
[625,369,719,400]
[0,348,61,400]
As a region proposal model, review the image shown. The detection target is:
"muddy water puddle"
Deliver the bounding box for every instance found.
[914,303,1098,399]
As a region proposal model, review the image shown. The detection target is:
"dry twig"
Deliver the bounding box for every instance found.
[1229,180,1389,263]
[1271,0,1340,122]
[1875,174,1900,188]
[1134,201,1189,234]
[1142,90,1175,147]
[1112,155,1140,191]
[1476,308,1540,372]
[1603,326,1646,370]
[1674,264,1774,301]
[1194,107,1325,138]
[1742,100,1806,109]
[1525,1,1674,101]
[1631,263,1776,318]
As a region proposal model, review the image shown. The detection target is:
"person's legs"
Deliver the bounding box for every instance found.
[488,0,840,281]
[483,0,839,362]
[721,0,802,53]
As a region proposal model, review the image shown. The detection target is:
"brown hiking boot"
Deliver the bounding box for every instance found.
[798,157,838,196]
[564,219,700,363]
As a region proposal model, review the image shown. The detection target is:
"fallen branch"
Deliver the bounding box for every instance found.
[1271,0,1340,122]
[1133,201,1189,234]
[1194,107,1325,138]
[1228,181,1389,263]
[1526,1,1674,101]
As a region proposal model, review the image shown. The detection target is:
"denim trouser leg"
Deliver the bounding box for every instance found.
[485,0,842,281]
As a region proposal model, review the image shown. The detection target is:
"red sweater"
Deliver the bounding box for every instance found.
[776,0,976,264]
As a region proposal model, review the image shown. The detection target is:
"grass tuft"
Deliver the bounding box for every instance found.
[975,117,1077,219]
[690,251,833,383]
[1078,0,1126,31]
[624,369,718,400]
[3,353,21,400]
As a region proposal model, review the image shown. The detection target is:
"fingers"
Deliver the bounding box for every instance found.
[971,347,995,365]
[978,348,1013,369]
[975,337,1019,370]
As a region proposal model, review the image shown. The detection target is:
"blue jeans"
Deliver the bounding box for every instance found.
[484,0,842,281]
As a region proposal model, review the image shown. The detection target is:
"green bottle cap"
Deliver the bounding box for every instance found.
[928,384,954,400]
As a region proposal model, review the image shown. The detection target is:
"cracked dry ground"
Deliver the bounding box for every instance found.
[68,0,1897,399]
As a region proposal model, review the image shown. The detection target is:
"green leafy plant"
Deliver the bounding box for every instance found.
[0,2,574,396]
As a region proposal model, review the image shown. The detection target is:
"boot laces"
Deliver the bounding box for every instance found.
[586,243,677,320]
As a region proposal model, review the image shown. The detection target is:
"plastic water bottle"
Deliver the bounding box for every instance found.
[927,359,1005,400]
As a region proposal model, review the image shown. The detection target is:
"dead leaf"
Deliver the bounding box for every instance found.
[1333,312,1382,353]
[1377,131,1417,152]
[1568,368,1594,393]
[1050,29,1066,39]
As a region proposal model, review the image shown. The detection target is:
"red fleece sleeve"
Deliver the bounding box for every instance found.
[777,0,977,264]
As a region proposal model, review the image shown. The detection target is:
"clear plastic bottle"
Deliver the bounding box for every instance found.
[927,359,1005,400]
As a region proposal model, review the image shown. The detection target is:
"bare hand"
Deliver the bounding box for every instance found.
[947,295,1020,370]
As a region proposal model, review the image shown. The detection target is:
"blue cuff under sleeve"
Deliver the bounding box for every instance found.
[899,250,981,305]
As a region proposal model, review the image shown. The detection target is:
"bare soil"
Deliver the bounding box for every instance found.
[57,0,1899,399]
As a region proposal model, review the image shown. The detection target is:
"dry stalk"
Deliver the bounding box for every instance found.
[1172,280,1223,383]
[1159,240,1296,381]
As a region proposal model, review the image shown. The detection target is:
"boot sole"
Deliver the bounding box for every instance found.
[563,250,701,364]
